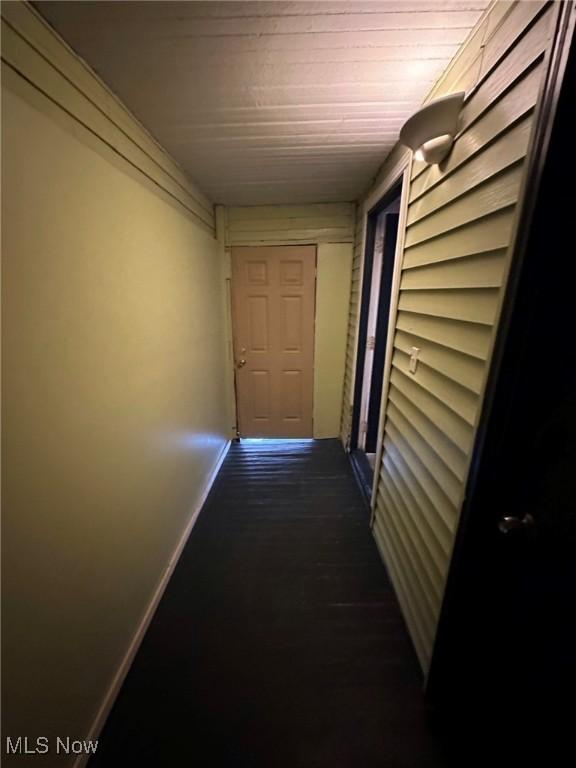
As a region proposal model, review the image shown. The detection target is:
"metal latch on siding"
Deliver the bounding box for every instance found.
[408,346,420,374]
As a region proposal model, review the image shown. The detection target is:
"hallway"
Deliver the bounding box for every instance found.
[4,3,574,764]
[90,440,445,767]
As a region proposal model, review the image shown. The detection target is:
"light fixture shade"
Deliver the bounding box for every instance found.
[400,91,465,165]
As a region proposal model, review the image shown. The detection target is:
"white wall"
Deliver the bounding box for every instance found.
[1,7,229,765]
[314,244,354,438]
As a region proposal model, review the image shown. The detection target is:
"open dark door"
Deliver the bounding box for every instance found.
[427,8,576,762]
[365,214,398,455]
[350,188,401,501]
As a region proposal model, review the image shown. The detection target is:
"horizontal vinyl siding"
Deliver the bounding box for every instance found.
[341,0,554,672]
[340,204,364,443]
[225,203,355,246]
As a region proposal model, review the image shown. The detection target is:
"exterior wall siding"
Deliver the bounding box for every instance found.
[340,204,365,446]
[224,203,355,246]
[340,0,556,672]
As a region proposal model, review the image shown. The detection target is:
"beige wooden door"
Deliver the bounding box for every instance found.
[231,245,316,437]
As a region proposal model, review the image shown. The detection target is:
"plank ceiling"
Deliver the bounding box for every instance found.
[35,1,490,205]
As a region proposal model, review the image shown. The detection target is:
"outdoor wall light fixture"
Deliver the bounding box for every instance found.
[399,91,465,165]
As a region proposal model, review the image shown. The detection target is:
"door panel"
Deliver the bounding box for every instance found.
[248,296,269,351]
[250,370,271,421]
[426,13,576,752]
[232,246,316,437]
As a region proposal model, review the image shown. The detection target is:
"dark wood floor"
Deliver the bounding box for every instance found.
[90,439,449,767]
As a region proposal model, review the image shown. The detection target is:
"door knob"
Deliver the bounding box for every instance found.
[237,358,247,368]
[498,513,535,534]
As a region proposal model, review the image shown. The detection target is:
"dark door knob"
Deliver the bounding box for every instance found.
[498,513,535,534]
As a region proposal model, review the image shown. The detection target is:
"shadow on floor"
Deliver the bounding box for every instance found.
[89,439,449,767]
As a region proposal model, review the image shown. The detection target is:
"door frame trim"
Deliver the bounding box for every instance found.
[349,205,380,452]
[230,244,317,439]
[350,175,407,452]
[345,158,412,516]
[368,164,412,515]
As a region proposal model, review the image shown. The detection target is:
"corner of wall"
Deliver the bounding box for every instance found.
[216,205,238,438]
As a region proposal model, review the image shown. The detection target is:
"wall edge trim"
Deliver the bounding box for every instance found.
[1,1,215,232]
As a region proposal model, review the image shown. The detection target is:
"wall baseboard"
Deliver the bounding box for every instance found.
[73,439,231,768]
